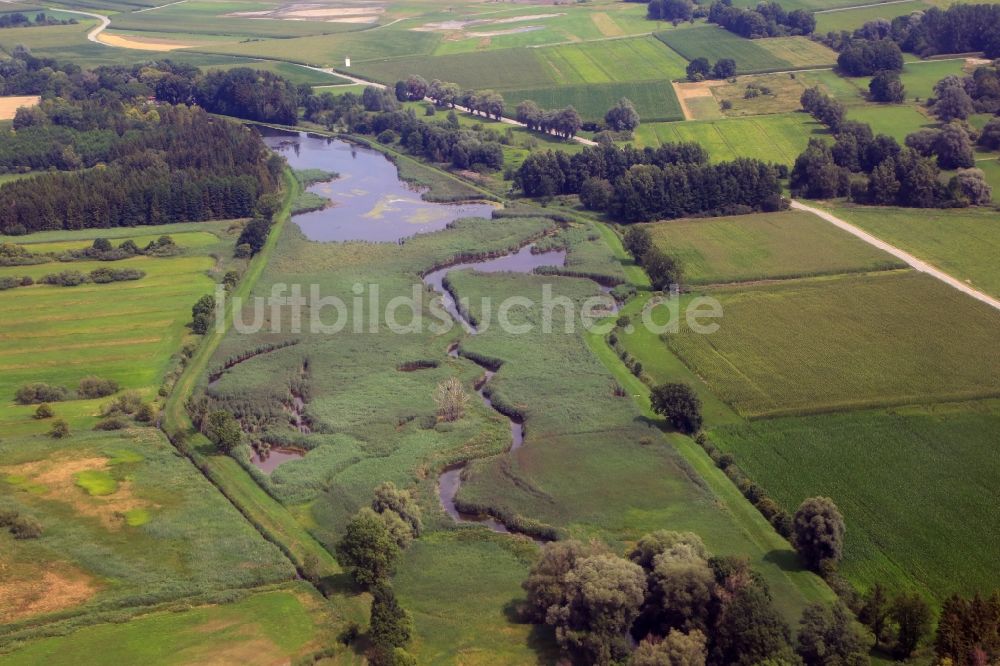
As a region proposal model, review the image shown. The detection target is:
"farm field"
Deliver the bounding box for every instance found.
[665,270,1000,417]
[641,210,904,285]
[503,80,683,123]
[710,401,1000,600]
[535,36,689,85]
[655,26,835,73]
[823,203,1000,299]
[845,103,934,141]
[631,112,826,164]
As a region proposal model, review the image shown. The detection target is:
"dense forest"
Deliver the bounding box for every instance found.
[515,143,784,222]
[0,51,298,234]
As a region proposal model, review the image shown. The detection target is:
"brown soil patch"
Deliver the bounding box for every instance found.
[97,33,195,51]
[672,80,726,120]
[0,95,39,121]
[0,565,97,623]
[2,455,152,530]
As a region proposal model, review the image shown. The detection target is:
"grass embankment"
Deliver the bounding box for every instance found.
[160,169,346,581]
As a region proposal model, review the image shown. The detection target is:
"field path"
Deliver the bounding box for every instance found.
[814,0,915,13]
[300,65,599,145]
[791,200,1000,311]
[51,7,109,42]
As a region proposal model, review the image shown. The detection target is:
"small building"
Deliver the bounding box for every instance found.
[345,57,351,67]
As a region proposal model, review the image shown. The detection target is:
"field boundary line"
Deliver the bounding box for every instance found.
[791,200,1000,311]
[814,0,916,13]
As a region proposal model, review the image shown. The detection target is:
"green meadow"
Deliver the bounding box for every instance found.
[824,203,1000,299]
[642,210,904,284]
[631,112,826,164]
[814,0,928,34]
[2,584,341,664]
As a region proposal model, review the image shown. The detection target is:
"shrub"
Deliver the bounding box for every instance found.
[78,376,119,399]
[15,382,67,405]
[34,403,54,419]
[0,511,42,539]
[49,419,70,439]
[94,416,129,431]
[134,402,157,424]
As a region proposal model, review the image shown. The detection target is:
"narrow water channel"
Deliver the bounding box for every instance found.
[426,248,565,536]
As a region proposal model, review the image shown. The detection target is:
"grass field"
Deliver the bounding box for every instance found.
[846,103,934,141]
[0,220,340,636]
[642,210,904,284]
[823,203,1000,299]
[665,270,1000,417]
[1,584,344,664]
[631,112,827,164]
[814,0,927,34]
[0,225,231,430]
[196,29,441,68]
[711,401,1000,600]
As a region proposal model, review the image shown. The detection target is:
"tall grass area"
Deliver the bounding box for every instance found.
[666,270,1000,417]
[1,583,338,664]
[823,204,1000,300]
[710,401,1000,600]
[642,210,904,284]
[631,113,826,164]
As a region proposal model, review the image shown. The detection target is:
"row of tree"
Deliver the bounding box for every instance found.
[890,4,1000,59]
[514,100,585,139]
[0,12,75,28]
[707,0,815,39]
[686,57,737,82]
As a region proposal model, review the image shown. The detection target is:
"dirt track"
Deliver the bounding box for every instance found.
[791,200,1000,312]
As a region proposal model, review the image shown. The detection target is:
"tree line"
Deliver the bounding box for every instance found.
[792,87,992,207]
[516,143,784,222]
[707,0,815,39]
[0,11,75,28]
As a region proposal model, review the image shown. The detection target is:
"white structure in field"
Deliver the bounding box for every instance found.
[345,57,351,67]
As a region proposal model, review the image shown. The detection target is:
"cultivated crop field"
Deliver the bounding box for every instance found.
[711,402,1000,600]
[536,36,689,85]
[504,80,683,123]
[642,210,904,284]
[666,270,1000,417]
[655,26,834,73]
